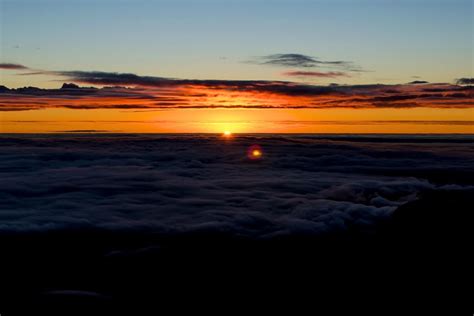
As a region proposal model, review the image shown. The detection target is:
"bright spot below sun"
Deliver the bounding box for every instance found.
[247,145,263,160]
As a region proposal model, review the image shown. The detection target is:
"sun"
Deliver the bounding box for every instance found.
[223,131,232,137]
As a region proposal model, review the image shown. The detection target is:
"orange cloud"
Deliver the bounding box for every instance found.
[1,70,472,112]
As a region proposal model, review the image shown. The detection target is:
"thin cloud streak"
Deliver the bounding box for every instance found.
[0,63,29,70]
[247,53,364,72]
[282,71,350,78]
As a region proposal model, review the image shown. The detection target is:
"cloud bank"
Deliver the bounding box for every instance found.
[1,68,472,111]
[0,134,472,236]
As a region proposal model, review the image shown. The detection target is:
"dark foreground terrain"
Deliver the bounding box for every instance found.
[0,134,472,314]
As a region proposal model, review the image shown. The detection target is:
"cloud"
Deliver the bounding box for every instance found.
[55,71,180,87]
[258,53,323,68]
[1,67,472,111]
[408,80,429,84]
[0,134,472,236]
[248,53,361,71]
[61,83,80,89]
[0,63,29,70]
[456,78,474,85]
[0,134,472,235]
[282,71,350,78]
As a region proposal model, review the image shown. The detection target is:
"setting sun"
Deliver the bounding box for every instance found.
[0,0,471,310]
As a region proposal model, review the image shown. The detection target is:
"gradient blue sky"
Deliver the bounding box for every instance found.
[1,0,472,88]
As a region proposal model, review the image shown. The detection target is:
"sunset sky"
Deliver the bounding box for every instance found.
[1,0,472,133]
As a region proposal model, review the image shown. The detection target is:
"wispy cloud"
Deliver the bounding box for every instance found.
[247,53,363,72]
[282,71,350,78]
[0,63,29,70]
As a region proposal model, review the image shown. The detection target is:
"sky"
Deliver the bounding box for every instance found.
[0,0,473,133]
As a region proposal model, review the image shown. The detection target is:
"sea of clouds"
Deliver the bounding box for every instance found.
[0,134,472,237]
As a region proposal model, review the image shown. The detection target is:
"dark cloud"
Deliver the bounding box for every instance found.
[56,71,180,87]
[0,134,472,313]
[248,53,361,71]
[456,78,474,85]
[408,80,429,84]
[1,68,473,111]
[61,83,80,89]
[0,63,29,70]
[282,71,350,78]
[259,53,324,67]
[0,134,472,235]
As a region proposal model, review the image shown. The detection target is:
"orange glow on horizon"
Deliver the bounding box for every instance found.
[1,79,473,133]
[1,107,473,134]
